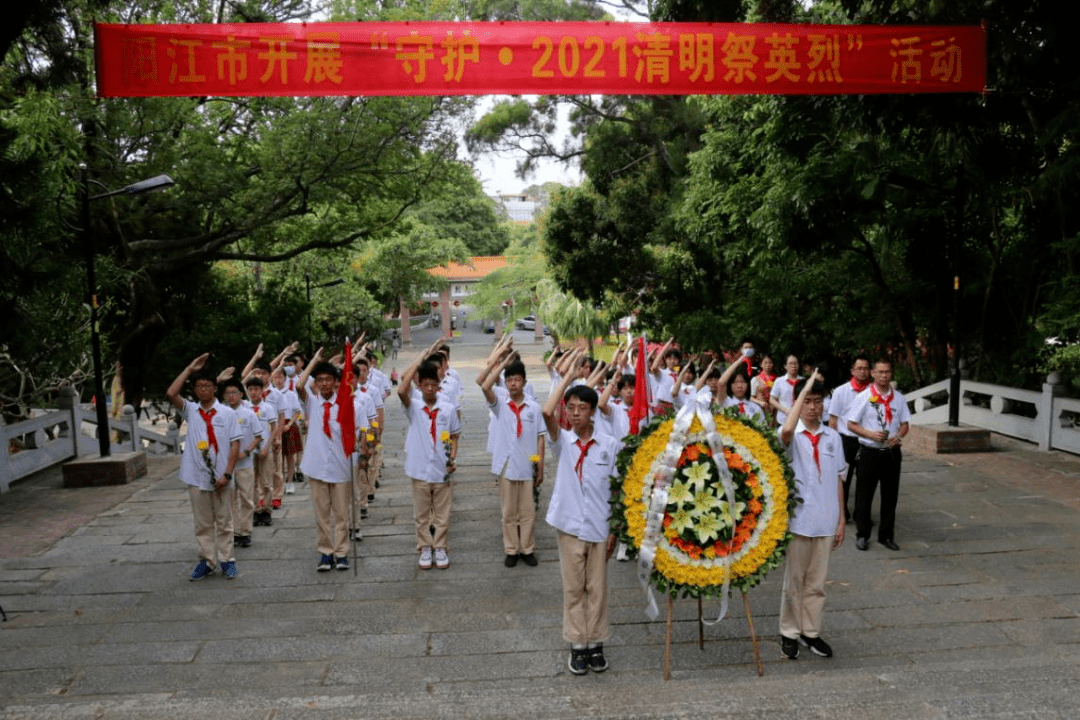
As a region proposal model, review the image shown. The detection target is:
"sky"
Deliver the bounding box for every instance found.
[465,96,583,197]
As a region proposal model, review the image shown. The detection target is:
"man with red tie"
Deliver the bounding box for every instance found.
[398,342,461,570]
[478,347,546,568]
[543,351,621,676]
[777,370,846,660]
[167,354,242,581]
[846,359,910,552]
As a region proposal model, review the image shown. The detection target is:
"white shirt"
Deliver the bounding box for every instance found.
[180,399,240,490]
[772,375,803,426]
[784,421,846,537]
[846,385,911,449]
[723,396,765,423]
[352,389,379,432]
[402,395,461,483]
[546,428,620,543]
[299,392,351,484]
[488,387,545,480]
[231,404,263,471]
[600,399,631,445]
[828,379,868,437]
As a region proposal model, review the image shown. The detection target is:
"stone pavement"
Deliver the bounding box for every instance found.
[2,327,1080,719]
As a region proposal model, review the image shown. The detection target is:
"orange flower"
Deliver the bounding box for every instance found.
[748,498,762,514]
[684,444,702,463]
[662,515,673,528]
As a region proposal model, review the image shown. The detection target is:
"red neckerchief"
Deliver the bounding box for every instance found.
[508,400,525,438]
[423,406,439,448]
[288,379,294,392]
[786,376,798,390]
[574,438,596,481]
[870,385,894,425]
[322,401,333,438]
[740,356,753,377]
[262,389,269,400]
[803,430,822,476]
[759,372,776,400]
[850,377,870,393]
[198,407,218,453]
[738,401,746,415]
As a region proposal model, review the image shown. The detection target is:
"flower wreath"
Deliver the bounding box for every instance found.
[610,406,799,599]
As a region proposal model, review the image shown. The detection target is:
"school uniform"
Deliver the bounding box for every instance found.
[772,374,803,426]
[779,421,846,641]
[231,404,264,540]
[403,393,461,550]
[828,378,870,519]
[546,427,620,645]
[300,391,352,558]
[246,399,277,517]
[351,388,379,522]
[722,395,766,423]
[489,387,546,555]
[180,399,241,567]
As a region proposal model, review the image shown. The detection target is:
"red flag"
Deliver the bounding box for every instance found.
[337,341,356,456]
[628,335,651,435]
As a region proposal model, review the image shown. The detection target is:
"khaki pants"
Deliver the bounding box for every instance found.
[189,485,234,565]
[232,466,255,537]
[310,479,350,557]
[556,531,609,645]
[779,534,833,639]
[351,462,366,520]
[272,440,284,501]
[254,453,273,512]
[412,479,452,550]
[498,476,535,555]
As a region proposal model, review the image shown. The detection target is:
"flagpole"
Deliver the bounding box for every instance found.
[350,451,358,576]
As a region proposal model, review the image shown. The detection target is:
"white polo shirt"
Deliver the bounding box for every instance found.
[402,395,461,484]
[488,386,545,480]
[232,404,263,471]
[784,421,846,537]
[846,385,911,449]
[828,379,867,438]
[180,399,241,490]
[772,375,803,426]
[723,396,765,423]
[299,392,351,484]
[546,428,620,543]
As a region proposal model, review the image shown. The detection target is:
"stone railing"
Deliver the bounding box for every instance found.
[1,387,183,493]
[905,373,1080,454]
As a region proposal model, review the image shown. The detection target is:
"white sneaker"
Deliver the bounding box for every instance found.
[285,482,296,495]
[418,546,433,569]
[434,547,450,569]
[351,528,363,541]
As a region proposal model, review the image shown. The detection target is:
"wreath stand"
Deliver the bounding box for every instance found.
[661,591,764,680]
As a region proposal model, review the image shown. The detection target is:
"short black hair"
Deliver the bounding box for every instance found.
[253,360,272,373]
[285,354,301,364]
[565,384,599,409]
[418,362,440,383]
[354,356,370,367]
[617,374,635,391]
[504,361,526,380]
[221,378,244,394]
[794,379,826,397]
[664,348,682,360]
[311,361,340,381]
[190,371,216,386]
[244,376,265,388]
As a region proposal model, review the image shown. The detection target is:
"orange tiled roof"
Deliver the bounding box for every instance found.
[427,256,507,280]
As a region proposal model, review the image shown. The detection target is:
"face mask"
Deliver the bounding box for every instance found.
[742,348,755,358]
[283,365,296,377]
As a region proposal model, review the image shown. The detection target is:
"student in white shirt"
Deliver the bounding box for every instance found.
[296,353,353,572]
[399,342,461,570]
[478,350,546,568]
[715,356,766,424]
[778,370,846,660]
[166,354,242,581]
[543,350,621,676]
[770,354,804,426]
[224,378,264,550]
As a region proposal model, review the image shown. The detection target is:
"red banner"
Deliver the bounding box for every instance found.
[94,22,985,98]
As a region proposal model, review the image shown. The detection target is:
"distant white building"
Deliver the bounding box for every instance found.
[493,193,539,224]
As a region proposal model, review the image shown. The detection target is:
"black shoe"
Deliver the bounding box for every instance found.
[781,636,799,659]
[855,537,869,551]
[799,634,833,657]
[317,554,333,572]
[238,536,251,548]
[335,556,349,571]
[295,471,304,483]
[252,513,263,527]
[374,480,380,489]
[367,494,375,501]
[233,535,241,546]
[520,552,538,567]
[568,648,588,675]
[504,554,519,567]
[587,644,608,672]
[879,538,900,551]
[360,507,368,519]
[263,513,273,526]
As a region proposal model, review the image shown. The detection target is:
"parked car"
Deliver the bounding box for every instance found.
[516,315,536,331]
[482,318,496,333]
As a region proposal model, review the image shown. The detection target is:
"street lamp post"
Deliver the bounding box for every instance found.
[305,273,345,357]
[82,171,175,458]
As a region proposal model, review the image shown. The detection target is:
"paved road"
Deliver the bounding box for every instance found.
[2,328,1080,719]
